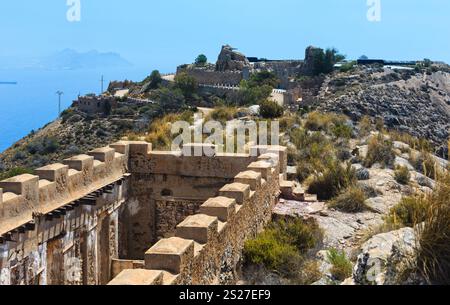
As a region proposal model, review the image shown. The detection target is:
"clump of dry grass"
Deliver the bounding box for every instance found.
[204,106,239,125]
[328,186,369,213]
[307,161,356,201]
[415,172,450,284]
[394,165,411,185]
[364,133,395,168]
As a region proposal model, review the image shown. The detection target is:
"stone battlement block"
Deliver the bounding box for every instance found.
[182,143,217,157]
[258,153,279,165]
[247,161,273,180]
[267,145,287,174]
[110,141,130,155]
[127,141,152,155]
[219,183,250,204]
[250,145,269,157]
[63,154,94,172]
[35,163,69,184]
[176,214,218,244]
[88,147,116,163]
[108,269,163,285]
[145,237,194,274]
[200,196,236,222]
[234,171,262,191]
[0,174,39,203]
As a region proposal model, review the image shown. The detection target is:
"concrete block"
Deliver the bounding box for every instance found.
[200,196,236,222]
[234,170,262,190]
[219,183,250,204]
[108,269,163,285]
[110,141,130,155]
[176,214,218,244]
[145,237,194,274]
[63,154,94,172]
[35,163,69,182]
[88,147,115,164]
[0,174,39,205]
[247,161,273,180]
[127,141,152,155]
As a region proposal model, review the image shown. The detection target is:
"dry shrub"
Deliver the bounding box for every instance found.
[307,161,356,201]
[394,165,411,185]
[364,133,395,168]
[415,172,450,284]
[329,186,368,213]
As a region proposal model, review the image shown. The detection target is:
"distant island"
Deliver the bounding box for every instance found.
[0,49,131,70]
[0,81,17,85]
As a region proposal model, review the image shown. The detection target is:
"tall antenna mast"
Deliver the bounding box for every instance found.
[56,91,64,117]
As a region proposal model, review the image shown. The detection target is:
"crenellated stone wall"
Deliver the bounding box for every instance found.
[109,144,287,285]
[0,139,289,286]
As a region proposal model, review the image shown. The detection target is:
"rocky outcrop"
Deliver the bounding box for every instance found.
[317,68,450,157]
[353,227,420,285]
[215,45,250,72]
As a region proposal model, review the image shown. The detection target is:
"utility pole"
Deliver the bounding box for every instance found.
[100,75,104,94]
[56,91,64,117]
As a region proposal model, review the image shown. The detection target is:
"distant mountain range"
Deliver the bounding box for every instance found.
[0,49,132,70]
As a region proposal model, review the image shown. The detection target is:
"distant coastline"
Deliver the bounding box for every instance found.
[0,81,17,85]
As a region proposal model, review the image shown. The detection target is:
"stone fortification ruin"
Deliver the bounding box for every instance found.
[0,139,294,285]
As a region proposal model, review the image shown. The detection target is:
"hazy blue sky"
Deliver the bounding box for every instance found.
[1,0,449,72]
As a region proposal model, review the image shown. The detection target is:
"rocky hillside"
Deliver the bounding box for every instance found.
[0,102,161,175]
[314,65,450,158]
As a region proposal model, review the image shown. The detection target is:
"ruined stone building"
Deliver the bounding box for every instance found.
[0,140,295,285]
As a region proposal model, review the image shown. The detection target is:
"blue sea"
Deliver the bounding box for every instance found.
[0,67,153,152]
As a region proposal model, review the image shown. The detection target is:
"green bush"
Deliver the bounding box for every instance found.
[327,248,353,281]
[307,161,356,201]
[329,186,368,213]
[174,72,198,98]
[259,100,284,119]
[394,166,411,185]
[0,167,34,180]
[364,134,395,168]
[243,217,323,279]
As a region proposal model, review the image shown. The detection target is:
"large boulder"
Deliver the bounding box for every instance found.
[353,227,418,285]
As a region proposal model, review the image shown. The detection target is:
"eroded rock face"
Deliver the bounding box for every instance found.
[215,45,250,71]
[353,227,417,285]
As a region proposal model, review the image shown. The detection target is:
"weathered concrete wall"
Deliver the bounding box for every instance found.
[0,143,130,285]
[1,139,289,286]
[109,144,287,285]
[177,67,244,86]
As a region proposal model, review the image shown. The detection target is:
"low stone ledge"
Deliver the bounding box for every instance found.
[182,143,217,157]
[108,269,163,285]
[234,171,262,190]
[175,214,218,244]
[145,237,194,274]
[199,196,236,222]
[219,183,250,204]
